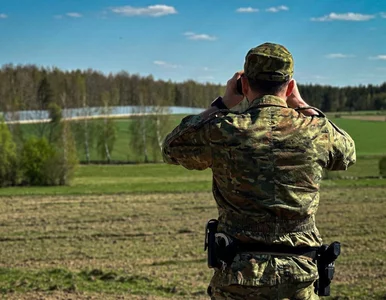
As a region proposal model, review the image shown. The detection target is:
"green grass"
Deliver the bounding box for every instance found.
[0,268,180,297]
[326,110,386,116]
[0,157,384,197]
[329,118,386,156]
[0,164,212,196]
[323,156,381,179]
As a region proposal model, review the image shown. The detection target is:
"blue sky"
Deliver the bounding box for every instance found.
[0,0,386,87]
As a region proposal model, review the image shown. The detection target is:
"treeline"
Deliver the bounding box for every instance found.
[0,64,224,114]
[1,64,386,113]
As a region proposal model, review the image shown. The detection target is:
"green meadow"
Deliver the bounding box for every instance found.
[18,114,386,162]
[329,117,386,157]
[0,113,385,299]
[82,116,386,160]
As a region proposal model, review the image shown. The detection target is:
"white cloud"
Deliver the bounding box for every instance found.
[184,32,217,41]
[266,5,288,13]
[110,5,177,17]
[0,13,8,19]
[54,15,63,19]
[153,61,180,68]
[311,12,375,22]
[369,55,386,60]
[236,7,259,13]
[325,53,355,59]
[66,12,82,18]
[381,12,386,18]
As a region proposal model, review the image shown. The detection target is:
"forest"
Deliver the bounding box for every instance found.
[1,64,386,114]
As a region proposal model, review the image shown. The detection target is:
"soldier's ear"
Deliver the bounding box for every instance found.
[241,74,249,95]
[285,79,295,97]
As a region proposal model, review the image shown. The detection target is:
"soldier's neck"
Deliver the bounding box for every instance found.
[247,92,287,104]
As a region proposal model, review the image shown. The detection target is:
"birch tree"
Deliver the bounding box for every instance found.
[147,83,172,161]
[45,92,78,185]
[72,74,95,163]
[35,76,54,138]
[127,78,153,163]
[96,91,117,163]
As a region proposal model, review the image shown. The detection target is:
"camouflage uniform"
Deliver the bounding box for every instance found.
[162,43,356,299]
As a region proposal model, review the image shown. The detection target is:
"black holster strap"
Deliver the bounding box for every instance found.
[237,243,319,260]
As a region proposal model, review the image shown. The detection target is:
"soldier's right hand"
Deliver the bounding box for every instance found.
[286,79,305,108]
[287,79,319,116]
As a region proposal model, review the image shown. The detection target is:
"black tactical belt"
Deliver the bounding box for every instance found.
[236,242,319,260]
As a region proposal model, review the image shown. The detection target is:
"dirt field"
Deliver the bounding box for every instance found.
[0,188,385,299]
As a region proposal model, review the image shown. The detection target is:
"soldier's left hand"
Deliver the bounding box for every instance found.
[222,71,244,109]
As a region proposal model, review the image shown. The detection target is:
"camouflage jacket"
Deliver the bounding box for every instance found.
[162,95,356,286]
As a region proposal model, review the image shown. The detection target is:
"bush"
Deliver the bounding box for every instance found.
[20,137,56,185]
[20,122,79,186]
[379,157,386,177]
[43,151,77,186]
[0,121,20,186]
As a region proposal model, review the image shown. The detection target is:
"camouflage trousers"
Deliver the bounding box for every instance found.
[207,281,319,300]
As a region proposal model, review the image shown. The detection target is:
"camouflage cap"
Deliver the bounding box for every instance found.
[244,42,293,82]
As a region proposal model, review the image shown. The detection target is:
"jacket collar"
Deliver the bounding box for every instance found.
[247,95,288,110]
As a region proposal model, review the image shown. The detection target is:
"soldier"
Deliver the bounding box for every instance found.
[162,42,356,299]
